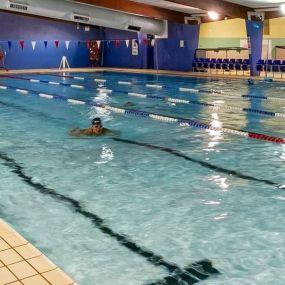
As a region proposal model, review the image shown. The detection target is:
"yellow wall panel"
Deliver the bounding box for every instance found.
[200,19,247,38]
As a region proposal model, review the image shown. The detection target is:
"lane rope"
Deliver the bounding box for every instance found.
[2,74,283,120]
[1,83,285,145]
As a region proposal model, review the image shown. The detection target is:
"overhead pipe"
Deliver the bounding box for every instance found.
[0,0,166,35]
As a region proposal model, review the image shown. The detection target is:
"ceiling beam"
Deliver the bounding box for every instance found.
[166,0,254,19]
[73,0,189,23]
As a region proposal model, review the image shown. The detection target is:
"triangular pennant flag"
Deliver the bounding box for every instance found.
[151,39,155,47]
[125,39,130,48]
[31,41,36,50]
[96,40,101,49]
[143,39,148,45]
[44,41,48,48]
[180,40,185,48]
[65,40,70,50]
[78,41,81,46]
[115,40,120,48]
[54,40,59,48]
[19,40,24,49]
[8,41,12,49]
[86,40,90,49]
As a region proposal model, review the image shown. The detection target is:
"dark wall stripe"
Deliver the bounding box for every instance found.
[0,151,220,285]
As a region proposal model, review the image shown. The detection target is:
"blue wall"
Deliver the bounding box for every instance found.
[0,11,100,69]
[155,22,200,71]
[101,28,148,69]
[0,11,200,71]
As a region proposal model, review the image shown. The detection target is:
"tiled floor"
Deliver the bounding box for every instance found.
[0,219,78,285]
[1,66,285,81]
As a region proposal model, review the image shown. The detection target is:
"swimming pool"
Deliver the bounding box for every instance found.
[0,71,285,285]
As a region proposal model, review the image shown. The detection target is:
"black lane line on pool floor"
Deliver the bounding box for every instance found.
[0,98,280,188]
[0,151,220,285]
[113,138,280,187]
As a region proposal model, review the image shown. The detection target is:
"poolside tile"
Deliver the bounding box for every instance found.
[0,267,17,285]
[28,255,56,273]
[43,268,74,285]
[21,275,50,285]
[0,220,28,247]
[7,282,22,285]
[0,249,23,265]
[0,239,10,251]
[8,260,37,279]
[14,244,41,260]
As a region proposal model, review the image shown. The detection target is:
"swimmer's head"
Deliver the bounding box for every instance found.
[91,117,102,126]
[248,78,254,85]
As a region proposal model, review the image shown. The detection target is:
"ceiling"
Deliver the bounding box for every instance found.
[72,0,284,23]
[130,0,285,14]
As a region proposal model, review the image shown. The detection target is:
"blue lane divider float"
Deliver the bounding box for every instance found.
[1,83,285,145]
[128,92,285,119]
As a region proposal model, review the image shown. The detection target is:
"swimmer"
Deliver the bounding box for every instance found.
[70,117,112,136]
[123,102,135,107]
[248,78,254,85]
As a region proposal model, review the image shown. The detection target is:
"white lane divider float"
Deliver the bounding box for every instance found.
[67,99,86,105]
[0,86,8,90]
[74,76,85,80]
[128,92,147,98]
[146,84,163,89]
[48,81,60,85]
[118,81,132,85]
[179,87,199,92]
[16,89,29,94]
[39,93,54,99]
[30,79,40,83]
[97,88,112,93]
[94,79,107,83]
[70,84,84,89]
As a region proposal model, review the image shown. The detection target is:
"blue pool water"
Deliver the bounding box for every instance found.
[0,71,285,285]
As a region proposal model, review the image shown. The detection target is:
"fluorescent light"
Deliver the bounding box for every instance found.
[208,11,219,20]
[281,3,285,14]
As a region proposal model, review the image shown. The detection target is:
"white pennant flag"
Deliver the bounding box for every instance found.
[151,39,155,47]
[125,39,130,48]
[96,40,101,49]
[31,41,36,51]
[65,41,70,50]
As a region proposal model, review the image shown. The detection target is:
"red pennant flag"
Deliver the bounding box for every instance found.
[19,40,25,49]
[54,40,59,48]
[143,39,148,45]
[86,40,90,49]
[115,40,120,48]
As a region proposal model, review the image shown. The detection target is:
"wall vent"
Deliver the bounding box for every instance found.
[73,14,90,22]
[9,2,28,11]
[127,25,141,32]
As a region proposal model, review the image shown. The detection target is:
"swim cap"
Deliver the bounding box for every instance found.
[92,117,101,125]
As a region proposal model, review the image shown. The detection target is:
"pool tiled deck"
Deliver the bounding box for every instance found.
[0,219,77,285]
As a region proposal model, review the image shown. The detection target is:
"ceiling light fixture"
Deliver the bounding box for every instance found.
[281,3,285,14]
[208,11,219,20]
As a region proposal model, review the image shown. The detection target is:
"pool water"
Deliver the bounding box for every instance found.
[0,71,285,285]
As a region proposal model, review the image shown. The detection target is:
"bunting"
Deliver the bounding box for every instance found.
[31,41,36,50]
[65,40,70,50]
[125,39,130,48]
[96,40,101,49]
[54,40,59,48]
[44,41,48,48]
[86,40,90,49]
[115,40,120,48]
[19,40,24,49]
[8,41,12,49]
